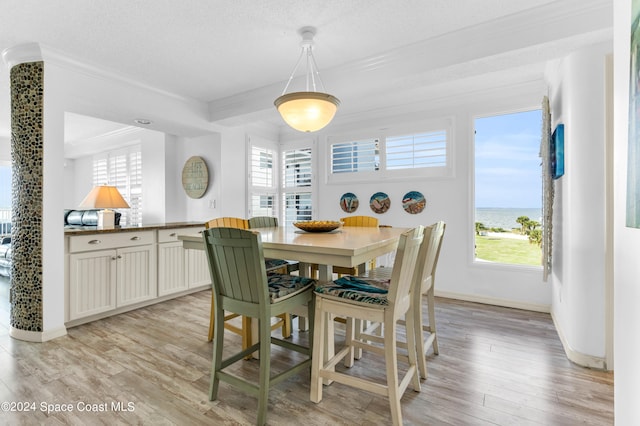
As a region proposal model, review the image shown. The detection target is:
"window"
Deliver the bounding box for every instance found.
[248,137,314,227]
[0,165,10,235]
[92,145,142,226]
[386,131,446,169]
[328,120,452,183]
[248,145,277,218]
[282,148,313,226]
[474,110,542,267]
[331,139,379,173]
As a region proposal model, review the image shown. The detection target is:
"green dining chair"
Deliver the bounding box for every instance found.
[203,227,315,426]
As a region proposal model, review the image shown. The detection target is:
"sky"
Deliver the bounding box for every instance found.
[475,109,542,209]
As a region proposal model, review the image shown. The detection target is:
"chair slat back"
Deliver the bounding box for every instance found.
[203,227,268,306]
[386,226,424,306]
[414,221,446,294]
[205,217,249,230]
[248,216,278,228]
[340,215,379,227]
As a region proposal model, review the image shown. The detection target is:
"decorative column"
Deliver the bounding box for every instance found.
[8,60,44,333]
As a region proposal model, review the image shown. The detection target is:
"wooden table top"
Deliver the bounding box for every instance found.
[179,226,407,270]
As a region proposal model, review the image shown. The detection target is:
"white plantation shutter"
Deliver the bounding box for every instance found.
[92,158,108,186]
[250,194,275,217]
[250,146,274,188]
[248,144,277,217]
[331,139,379,173]
[92,145,142,226]
[328,123,450,183]
[282,148,313,227]
[386,130,447,169]
[128,150,143,226]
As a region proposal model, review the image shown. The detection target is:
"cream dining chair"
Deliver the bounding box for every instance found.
[359,221,446,379]
[310,226,424,426]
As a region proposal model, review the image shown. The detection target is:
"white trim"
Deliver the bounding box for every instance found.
[435,290,550,313]
[2,43,43,69]
[551,311,608,370]
[10,326,67,342]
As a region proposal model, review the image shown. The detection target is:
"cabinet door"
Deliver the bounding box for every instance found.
[69,249,117,320]
[185,247,211,288]
[158,242,188,296]
[116,244,157,307]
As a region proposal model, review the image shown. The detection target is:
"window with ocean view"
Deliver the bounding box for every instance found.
[474,110,542,267]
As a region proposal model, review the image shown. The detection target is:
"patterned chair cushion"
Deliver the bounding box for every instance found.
[264,258,289,271]
[314,275,391,306]
[267,274,316,302]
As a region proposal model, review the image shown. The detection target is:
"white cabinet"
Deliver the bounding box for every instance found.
[69,249,117,320]
[116,244,157,307]
[67,231,157,321]
[66,225,208,326]
[158,227,209,296]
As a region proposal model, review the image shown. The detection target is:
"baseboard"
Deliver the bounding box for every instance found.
[435,290,551,313]
[550,311,608,370]
[10,325,67,342]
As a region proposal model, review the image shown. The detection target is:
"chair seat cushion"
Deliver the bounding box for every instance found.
[264,258,289,271]
[267,274,316,302]
[314,275,391,306]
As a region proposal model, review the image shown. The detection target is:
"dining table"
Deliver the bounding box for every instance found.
[178,225,408,281]
[178,225,408,366]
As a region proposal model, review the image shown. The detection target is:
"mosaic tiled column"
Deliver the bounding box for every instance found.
[9,61,44,332]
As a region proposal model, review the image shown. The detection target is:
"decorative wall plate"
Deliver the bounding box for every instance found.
[182,156,209,199]
[402,191,426,214]
[369,192,390,214]
[339,192,359,213]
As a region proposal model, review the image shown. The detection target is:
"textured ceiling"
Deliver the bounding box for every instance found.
[0,0,612,145]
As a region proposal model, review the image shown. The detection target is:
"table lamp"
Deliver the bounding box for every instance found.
[78,185,130,229]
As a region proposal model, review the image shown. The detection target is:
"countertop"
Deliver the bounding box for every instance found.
[64,221,204,236]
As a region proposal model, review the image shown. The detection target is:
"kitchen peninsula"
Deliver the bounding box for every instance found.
[65,222,209,327]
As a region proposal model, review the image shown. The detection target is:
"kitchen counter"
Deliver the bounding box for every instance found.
[64,221,204,235]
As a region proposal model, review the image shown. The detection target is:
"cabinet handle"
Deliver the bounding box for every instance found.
[169,233,177,237]
[117,255,122,259]
[88,240,101,245]
[111,256,117,260]
[130,236,141,241]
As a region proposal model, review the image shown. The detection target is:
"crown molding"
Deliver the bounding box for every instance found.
[2,43,43,69]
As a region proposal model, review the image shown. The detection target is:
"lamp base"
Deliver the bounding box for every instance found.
[97,209,115,229]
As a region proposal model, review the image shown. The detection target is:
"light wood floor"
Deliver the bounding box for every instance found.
[0,279,613,425]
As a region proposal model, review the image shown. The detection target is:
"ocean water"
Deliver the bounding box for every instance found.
[475,207,542,231]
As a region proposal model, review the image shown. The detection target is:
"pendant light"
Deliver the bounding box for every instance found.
[274,27,340,132]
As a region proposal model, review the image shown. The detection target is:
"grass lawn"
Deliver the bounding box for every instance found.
[475,234,541,266]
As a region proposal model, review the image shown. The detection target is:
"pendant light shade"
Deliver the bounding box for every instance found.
[275,27,340,132]
[274,91,340,132]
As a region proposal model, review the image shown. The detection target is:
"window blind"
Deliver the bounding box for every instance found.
[331,139,379,174]
[386,130,447,170]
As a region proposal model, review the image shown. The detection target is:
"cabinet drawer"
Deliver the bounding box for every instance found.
[158,227,203,243]
[69,231,156,253]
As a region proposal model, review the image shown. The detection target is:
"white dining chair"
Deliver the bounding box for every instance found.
[310,226,424,426]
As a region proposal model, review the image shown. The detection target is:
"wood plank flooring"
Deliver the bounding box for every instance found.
[0,277,613,425]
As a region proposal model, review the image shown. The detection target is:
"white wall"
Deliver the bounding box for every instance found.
[546,42,612,367]
[314,81,552,311]
[614,0,640,423]
[176,133,223,222]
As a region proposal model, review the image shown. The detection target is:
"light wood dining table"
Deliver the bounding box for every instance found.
[178,225,407,366]
[179,225,408,281]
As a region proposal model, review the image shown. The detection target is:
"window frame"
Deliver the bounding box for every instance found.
[471,108,543,270]
[325,117,454,184]
[247,137,279,219]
